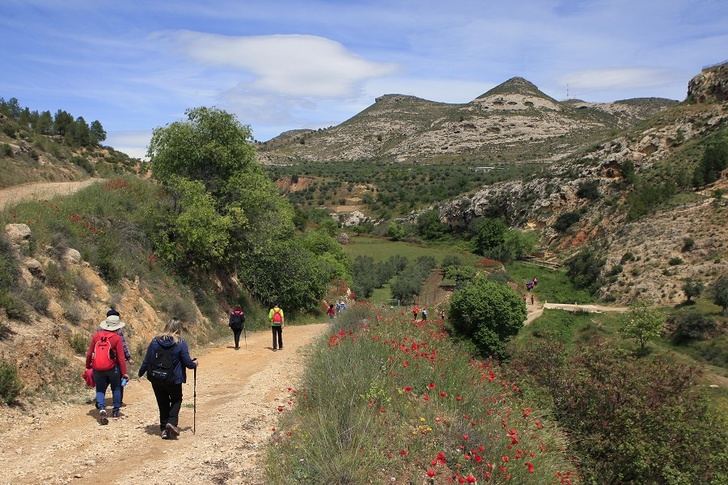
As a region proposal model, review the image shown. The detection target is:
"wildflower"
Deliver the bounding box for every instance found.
[402,360,409,368]
[501,455,510,463]
[399,449,409,457]
[427,382,436,390]
[522,407,532,418]
[462,433,469,441]
[456,395,463,401]
[535,420,543,429]
[277,406,284,412]
[426,469,436,478]
[439,391,448,398]
[465,474,477,483]
[525,462,534,474]
[403,386,413,393]
[423,394,430,402]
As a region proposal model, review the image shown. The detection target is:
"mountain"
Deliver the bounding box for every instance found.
[258,77,676,165]
[440,62,728,305]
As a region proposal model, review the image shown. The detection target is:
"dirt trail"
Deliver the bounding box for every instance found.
[0,178,103,211]
[0,324,328,485]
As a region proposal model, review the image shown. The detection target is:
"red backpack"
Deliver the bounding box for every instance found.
[92,334,116,371]
[272,309,283,324]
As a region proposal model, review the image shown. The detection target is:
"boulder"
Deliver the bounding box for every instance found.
[62,248,82,265]
[340,210,369,227]
[23,258,45,281]
[4,223,32,247]
[336,233,350,245]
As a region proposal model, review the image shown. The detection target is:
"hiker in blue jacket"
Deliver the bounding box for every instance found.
[138,318,198,439]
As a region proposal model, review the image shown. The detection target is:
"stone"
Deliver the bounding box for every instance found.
[4,223,31,246]
[62,248,82,265]
[23,257,45,281]
[336,232,350,245]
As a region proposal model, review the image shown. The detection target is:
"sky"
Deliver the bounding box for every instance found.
[1,0,727,158]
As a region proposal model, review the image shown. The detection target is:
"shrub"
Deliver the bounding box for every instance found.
[620,302,665,353]
[0,143,11,156]
[693,137,728,187]
[0,359,22,404]
[668,256,683,266]
[70,155,95,175]
[0,292,29,322]
[63,301,84,325]
[45,261,70,291]
[416,209,447,240]
[552,211,580,232]
[449,275,526,358]
[670,312,717,344]
[711,275,728,314]
[0,235,19,293]
[73,272,95,301]
[386,221,407,241]
[566,247,605,294]
[20,282,49,315]
[511,340,728,484]
[473,217,506,255]
[620,252,635,264]
[682,237,695,252]
[576,180,600,200]
[390,257,436,304]
[68,332,88,354]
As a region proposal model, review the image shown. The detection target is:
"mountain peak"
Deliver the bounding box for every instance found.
[477,77,553,101]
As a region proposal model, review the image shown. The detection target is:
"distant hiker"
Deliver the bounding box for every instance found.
[531,294,535,305]
[86,315,128,424]
[138,318,198,440]
[228,306,246,350]
[104,308,131,405]
[412,305,420,320]
[526,281,533,291]
[421,308,428,320]
[327,304,336,320]
[269,305,285,350]
[532,277,538,287]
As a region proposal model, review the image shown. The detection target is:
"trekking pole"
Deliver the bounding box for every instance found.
[193,364,197,435]
[243,325,248,350]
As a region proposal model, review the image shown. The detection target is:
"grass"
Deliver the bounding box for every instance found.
[505,261,594,304]
[342,235,480,266]
[266,303,576,484]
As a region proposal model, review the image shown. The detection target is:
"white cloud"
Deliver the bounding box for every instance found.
[159,31,397,97]
[106,130,151,159]
[561,67,677,91]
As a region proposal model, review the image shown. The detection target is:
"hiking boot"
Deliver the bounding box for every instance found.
[98,409,108,425]
[112,409,121,418]
[161,430,169,440]
[165,422,181,438]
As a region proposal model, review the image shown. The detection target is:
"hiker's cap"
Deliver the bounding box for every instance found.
[100,314,126,331]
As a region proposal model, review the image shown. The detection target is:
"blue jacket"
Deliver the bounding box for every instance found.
[138,335,197,384]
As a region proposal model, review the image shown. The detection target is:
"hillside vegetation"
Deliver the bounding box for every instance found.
[0,97,138,187]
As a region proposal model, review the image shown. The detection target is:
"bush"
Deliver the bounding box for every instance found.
[620,302,665,353]
[21,282,49,316]
[0,292,29,322]
[576,180,600,200]
[449,275,526,358]
[711,275,728,314]
[670,312,717,344]
[416,209,447,240]
[390,256,436,303]
[668,256,683,266]
[0,143,11,156]
[45,261,70,291]
[682,237,695,252]
[682,278,704,303]
[511,341,728,484]
[566,247,605,294]
[68,332,87,354]
[0,235,19,293]
[70,155,95,175]
[473,218,506,255]
[73,272,95,301]
[0,359,22,404]
[63,301,84,325]
[693,137,728,187]
[620,252,635,264]
[552,211,580,232]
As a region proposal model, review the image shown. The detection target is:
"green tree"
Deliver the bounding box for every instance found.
[693,137,728,187]
[448,275,525,358]
[70,116,90,146]
[149,107,256,196]
[566,247,605,294]
[89,120,106,144]
[620,302,665,353]
[682,278,704,303]
[35,110,52,135]
[387,221,407,241]
[473,218,507,256]
[53,109,74,136]
[416,209,447,240]
[711,275,728,314]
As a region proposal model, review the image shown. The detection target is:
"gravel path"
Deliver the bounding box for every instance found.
[0,324,327,485]
[0,178,103,211]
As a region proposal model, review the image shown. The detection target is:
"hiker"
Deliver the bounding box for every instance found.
[532,277,539,287]
[327,303,336,320]
[531,294,535,305]
[85,315,128,424]
[412,305,420,320]
[228,306,246,350]
[138,318,198,440]
[106,307,132,405]
[269,304,285,350]
[421,308,428,320]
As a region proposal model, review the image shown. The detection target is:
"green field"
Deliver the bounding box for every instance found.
[342,235,479,264]
[505,261,594,304]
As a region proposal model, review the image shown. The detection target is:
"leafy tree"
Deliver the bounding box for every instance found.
[70,116,90,146]
[53,109,74,136]
[387,221,407,241]
[416,209,447,240]
[449,275,525,358]
[671,312,716,344]
[473,218,507,255]
[620,302,665,353]
[566,247,605,294]
[711,275,728,314]
[693,137,728,187]
[35,111,52,135]
[149,107,256,196]
[89,120,106,144]
[682,278,704,303]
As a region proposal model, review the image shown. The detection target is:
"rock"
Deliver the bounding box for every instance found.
[339,210,368,227]
[24,257,45,280]
[62,248,82,265]
[688,62,728,103]
[336,232,350,245]
[4,223,32,247]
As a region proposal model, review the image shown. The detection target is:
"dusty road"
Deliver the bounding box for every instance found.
[0,178,103,211]
[0,324,327,485]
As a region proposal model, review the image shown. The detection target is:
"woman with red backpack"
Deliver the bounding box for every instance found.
[85,315,129,425]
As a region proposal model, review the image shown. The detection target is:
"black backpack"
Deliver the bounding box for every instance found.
[229,310,245,330]
[149,344,177,383]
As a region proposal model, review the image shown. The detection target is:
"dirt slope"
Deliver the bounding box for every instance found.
[0,323,327,485]
[0,178,104,211]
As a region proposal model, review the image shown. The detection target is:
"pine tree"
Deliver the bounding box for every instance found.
[89,120,106,145]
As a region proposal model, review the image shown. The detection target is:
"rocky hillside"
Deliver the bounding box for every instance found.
[440,63,728,305]
[259,77,675,164]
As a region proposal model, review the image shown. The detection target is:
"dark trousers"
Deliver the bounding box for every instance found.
[272,326,283,349]
[151,381,183,431]
[94,368,121,410]
[232,328,242,348]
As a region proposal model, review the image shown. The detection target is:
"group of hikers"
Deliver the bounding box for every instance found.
[84,302,291,438]
[411,304,429,320]
[326,300,348,320]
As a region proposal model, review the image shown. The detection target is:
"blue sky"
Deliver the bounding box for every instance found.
[1,0,727,157]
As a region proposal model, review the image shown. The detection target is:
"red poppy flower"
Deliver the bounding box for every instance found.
[522,407,532,418]
[277,406,284,412]
[525,462,534,473]
[465,474,477,483]
[403,386,413,393]
[535,420,543,429]
[427,382,436,389]
[501,455,510,463]
[399,449,409,457]
[456,395,463,401]
[439,391,448,398]
[423,394,430,401]
[462,433,469,441]
[426,469,436,478]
